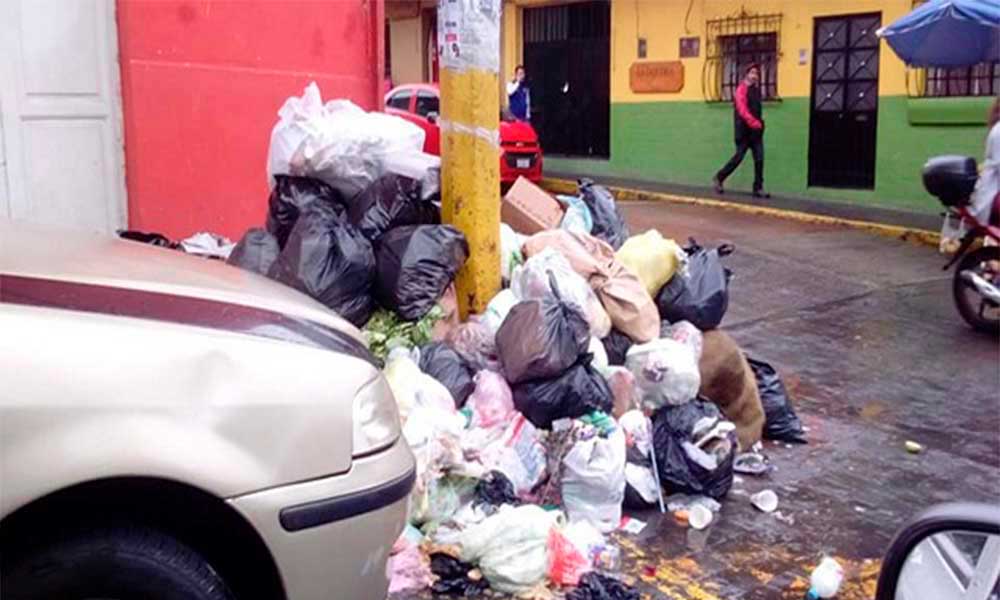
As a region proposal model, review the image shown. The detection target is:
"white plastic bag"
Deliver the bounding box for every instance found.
[383,350,455,422]
[557,194,594,234]
[626,338,701,411]
[458,504,563,593]
[511,248,612,338]
[500,224,526,282]
[483,289,519,335]
[661,320,704,361]
[561,425,627,533]
[267,82,426,198]
[479,414,547,497]
[588,336,610,375]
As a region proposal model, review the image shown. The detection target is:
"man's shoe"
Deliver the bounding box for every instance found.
[752,189,770,199]
[713,176,724,194]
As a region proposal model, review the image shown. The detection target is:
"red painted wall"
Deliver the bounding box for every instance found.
[117,0,384,240]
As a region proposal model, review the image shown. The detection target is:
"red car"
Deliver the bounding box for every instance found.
[385,83,543,185]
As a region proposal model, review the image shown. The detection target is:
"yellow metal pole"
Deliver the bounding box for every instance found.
[438,0,502,318]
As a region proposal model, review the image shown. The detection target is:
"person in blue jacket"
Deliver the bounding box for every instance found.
[506,65,531,121]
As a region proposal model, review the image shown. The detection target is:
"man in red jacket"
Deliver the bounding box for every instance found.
[713,63,769,198]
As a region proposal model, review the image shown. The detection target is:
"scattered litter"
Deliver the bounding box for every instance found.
[750,489,779,513]
[619,516,647,535]
[179,231,235,259]
[773,510,796,525]
[687,504,713,530]
[905,440,924,454]
[807,556,845,599]
[733,451,771,476]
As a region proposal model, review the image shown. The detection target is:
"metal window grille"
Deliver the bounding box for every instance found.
[904,0,1000,97]
[704,11,782,102]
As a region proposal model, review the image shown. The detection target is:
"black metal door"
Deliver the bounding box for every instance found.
[523,1,610,158]
[808,13,881,189]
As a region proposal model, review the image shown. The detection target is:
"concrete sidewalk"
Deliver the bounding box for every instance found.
[544,171,943,240]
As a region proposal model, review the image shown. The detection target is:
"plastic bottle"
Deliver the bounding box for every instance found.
[805,556,844,599]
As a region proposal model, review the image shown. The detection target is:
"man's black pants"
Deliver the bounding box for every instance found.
[716,136,764,192]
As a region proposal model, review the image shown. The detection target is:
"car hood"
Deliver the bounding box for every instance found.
[500,120,539,144]
[0,220,364,343]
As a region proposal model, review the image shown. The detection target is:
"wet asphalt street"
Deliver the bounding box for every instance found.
[616,201,999,599]
[398,200,999,600]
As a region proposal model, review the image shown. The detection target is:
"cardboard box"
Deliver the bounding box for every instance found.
[502,176,564,235]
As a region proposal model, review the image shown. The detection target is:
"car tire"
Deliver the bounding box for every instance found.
[2,524,235,600]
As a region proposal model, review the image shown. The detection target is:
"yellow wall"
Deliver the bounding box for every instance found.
[390,16,425,85]
[503,0,916,104]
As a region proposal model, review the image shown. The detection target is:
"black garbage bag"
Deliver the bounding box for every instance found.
[347,173,440,242]
[601,329,634,367]
[496,278,591,384]
[375,225,469,321]
[656,240,734,331]
[118,230,177,249]
[429,553,489,596]
[567,573,640,600]
[267,175,346,248]
[268,201,376,326]
[227,228,280,275]
[652,399,736,500]
[473,470,519,513]
[511,355,613,430]
[578,178,630,250]
[418,342,477,408]
[747,357,807,444]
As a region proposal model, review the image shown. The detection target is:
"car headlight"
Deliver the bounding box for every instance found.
[353,376,401,457]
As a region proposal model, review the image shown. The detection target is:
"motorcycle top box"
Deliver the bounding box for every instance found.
[922,155,978,207]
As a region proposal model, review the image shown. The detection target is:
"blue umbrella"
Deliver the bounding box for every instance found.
[877,0,1000,67]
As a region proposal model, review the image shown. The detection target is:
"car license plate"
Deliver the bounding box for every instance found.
[516,158,530,169]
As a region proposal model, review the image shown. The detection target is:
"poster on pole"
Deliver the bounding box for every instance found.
[438,0,500,72]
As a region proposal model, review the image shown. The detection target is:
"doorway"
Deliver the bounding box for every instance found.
[522,1,610,158]
[808,13,881,189]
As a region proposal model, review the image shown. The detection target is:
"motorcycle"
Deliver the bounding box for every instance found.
[923,156,1000,334]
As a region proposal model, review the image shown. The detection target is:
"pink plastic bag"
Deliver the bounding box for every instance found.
[467,371,515,429]
[388,543,433,594]
[547,528,591,587]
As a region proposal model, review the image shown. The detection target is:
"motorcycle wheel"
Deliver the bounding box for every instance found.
[952,245,1000,335]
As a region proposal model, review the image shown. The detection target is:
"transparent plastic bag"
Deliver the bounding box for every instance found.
[557,194,594,234]
[626,338,701,410]
[458,505,563,593]
[267,82,426,198]
[511,248,612,338]
[500,223,526,282]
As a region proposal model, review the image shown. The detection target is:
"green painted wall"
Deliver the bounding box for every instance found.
[546,96,987,215]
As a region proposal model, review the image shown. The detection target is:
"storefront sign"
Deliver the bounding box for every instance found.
[629,61,684,94]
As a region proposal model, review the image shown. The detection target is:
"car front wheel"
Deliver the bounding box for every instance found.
[2,524,235,600]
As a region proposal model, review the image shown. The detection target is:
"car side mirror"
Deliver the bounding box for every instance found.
[426,111,438,124]
[875,503,1000,600]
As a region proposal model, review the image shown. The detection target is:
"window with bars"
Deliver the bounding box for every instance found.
[924,62,1000,97]
[719,34,779,101]
[703,11,782,102]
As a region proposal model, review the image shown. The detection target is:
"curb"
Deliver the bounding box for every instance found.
[541,177,941,248]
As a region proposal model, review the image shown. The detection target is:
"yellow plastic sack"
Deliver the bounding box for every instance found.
[615,230,683,297]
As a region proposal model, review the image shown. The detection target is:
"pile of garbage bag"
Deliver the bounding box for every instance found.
[211,82,813,597]
[378,176,808,597]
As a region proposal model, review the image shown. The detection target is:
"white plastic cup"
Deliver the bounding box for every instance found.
[688,504,713,530]
[751,489,779,513]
